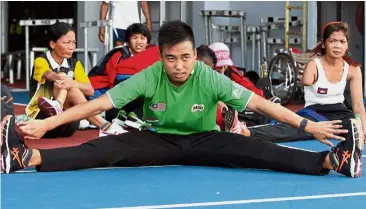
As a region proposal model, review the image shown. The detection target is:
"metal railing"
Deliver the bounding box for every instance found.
[201,10,248,68]
[80,20,113,73]
[1,50,25,84]
[19,18,74,90]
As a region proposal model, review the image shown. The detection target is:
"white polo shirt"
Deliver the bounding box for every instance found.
[104,1,141,30]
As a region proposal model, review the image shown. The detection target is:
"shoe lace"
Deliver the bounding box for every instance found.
[11,147,24,168]
[336,150,351,172]
[51,101,63,114]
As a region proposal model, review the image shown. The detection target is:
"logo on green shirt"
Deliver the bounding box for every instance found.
[191,104,205,112]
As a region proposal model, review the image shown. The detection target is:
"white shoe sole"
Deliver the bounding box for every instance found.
[350,119,362,178]
[1,115,12,174]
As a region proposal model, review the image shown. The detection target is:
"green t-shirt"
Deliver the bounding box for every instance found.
[107,61,254,135]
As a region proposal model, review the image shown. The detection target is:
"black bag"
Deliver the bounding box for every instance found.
[88,46,130,77]
[255,78,274,100]
[1,84,15,120]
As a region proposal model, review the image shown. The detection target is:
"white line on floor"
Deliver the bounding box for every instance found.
[15,165,180,173]
[101,192,366,209]
[14,103,27,106]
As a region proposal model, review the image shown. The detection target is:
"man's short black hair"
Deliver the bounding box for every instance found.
[125,23,152,44]
[196,44,217,66]
[158,20,195,53]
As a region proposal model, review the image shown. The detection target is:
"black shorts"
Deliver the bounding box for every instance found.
[36,111,80,138]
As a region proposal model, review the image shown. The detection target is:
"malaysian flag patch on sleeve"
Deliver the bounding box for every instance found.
[149,102,167,111]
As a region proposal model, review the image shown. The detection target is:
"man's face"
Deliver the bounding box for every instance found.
[161,40,196,86]
[128,33,148,54]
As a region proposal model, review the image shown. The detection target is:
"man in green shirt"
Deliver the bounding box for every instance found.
[2,21,363,178]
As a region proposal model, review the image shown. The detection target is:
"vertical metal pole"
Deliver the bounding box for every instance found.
[261,30,268,60]
[243,16,247,68]
[30,50,35,77]
[25,26,30,90]
[0,1,8,55]
[104,25,109,53]
[204,16,209,45]
[208,17,213,44]
[221,31,224,43]
[285,1,290,50]
[240,17,247,68]
[84,27,88,73]
[8,54,13,84]
[160,1,166,26]
[261,30,267,60]
[257,35,261,74]
[251,32,255,71]
[16,57,21,80]
[180,1,187,23]
[92,52,97,67]
[302,1,308,52]
[109,21,113,51]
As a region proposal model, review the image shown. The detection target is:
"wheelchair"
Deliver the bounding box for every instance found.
[268,48,313,105]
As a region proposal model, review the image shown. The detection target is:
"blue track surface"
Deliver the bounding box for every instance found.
[10,90,30,104]
[2,140,365,209]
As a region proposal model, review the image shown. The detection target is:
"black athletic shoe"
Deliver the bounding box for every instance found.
[1,115,32,173]
[224,109,237,132]
[329,119,363,178]
[223,109,249,134]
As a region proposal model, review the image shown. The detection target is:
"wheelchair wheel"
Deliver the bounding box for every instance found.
[268,53,297,105]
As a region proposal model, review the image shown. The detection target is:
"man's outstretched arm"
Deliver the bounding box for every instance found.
[18,94,113,139]
[246,94,347,146]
